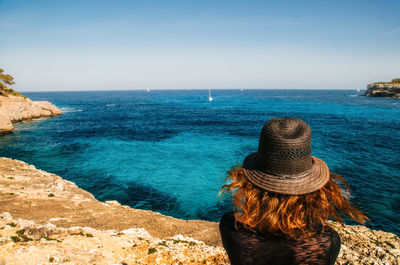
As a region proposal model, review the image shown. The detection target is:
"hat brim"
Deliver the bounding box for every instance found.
[243,152,330,195]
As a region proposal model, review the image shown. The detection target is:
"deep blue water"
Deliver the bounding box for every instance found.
[0,89,399,235]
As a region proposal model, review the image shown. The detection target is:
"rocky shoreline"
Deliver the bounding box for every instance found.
[0,157,399,264]
[0,95,62,133]
[365,83,400,98]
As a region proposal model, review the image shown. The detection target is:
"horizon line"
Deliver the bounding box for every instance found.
[19,88,365,93]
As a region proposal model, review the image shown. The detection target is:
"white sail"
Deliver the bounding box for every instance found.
[209,88,213,101]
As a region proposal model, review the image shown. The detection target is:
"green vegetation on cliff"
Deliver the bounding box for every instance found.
[372,78,400,85]
[0,68,24,97]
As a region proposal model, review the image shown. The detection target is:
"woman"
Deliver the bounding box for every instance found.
[219,118,367,265]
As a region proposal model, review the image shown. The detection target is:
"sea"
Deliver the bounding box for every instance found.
[0,89,399,236]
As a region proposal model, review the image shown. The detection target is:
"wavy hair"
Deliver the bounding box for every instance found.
[220,166,367,239]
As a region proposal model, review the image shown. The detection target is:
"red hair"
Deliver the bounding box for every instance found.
[220,166,367,239]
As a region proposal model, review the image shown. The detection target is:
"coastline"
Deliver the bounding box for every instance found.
[0,93,399,264]
[0,95,62,133]
[0,157,399,264]
[365,83,400,98]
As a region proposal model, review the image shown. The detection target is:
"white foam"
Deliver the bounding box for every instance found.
[60,107,83,112]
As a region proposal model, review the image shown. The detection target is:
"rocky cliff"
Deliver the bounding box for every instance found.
[0,95,62,133]
[365,83,400,98]
[0,157,399,264]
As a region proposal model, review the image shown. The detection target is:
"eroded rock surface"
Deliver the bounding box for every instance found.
[0,213,229,265]
[365,83,400,98]
[0,96,62,133]
[0,157,399,264]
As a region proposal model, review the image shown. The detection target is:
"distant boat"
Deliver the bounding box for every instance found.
[208,88,213,101]
[357,88,361,92]
[146,88,151,92]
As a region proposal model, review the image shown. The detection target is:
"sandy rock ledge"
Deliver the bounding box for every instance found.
[0,157,399,264]
[0,212,228,264]
[0,96,62,133]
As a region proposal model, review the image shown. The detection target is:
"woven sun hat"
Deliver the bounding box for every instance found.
[243,117,330,195]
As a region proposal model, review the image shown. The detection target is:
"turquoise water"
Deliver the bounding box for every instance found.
[0,89,399,235]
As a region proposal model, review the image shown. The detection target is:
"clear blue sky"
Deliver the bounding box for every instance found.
[0,0,399,91]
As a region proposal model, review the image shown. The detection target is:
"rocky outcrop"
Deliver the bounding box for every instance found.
[0,157,399,264]
[0,95,62,133]
[0,212,229,265]
[365,83,400,98]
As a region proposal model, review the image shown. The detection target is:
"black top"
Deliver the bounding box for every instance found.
[219,212,341,265]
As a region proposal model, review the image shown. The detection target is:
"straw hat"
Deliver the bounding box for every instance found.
[243,118,330,195]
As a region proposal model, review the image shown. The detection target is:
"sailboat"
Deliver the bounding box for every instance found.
[208,88,213,101]
[357,88,361,92]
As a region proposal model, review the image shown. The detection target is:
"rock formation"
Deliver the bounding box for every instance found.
[365,82,400,98]
[0,157,399,264]
[0,95,62,133]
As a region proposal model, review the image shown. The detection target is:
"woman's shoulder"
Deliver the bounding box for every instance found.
[313,225,341,243]
[219,212,250,234]
[219,212,238,233]
[220,212,235,225]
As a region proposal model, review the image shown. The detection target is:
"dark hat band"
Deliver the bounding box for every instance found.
[261,146,311,159]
